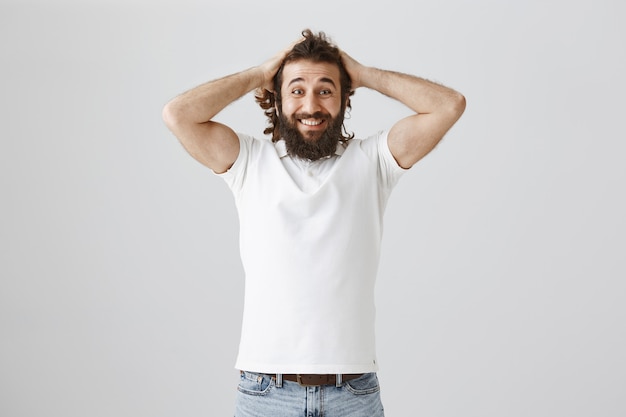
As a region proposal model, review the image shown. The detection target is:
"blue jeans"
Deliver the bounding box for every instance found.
[234,371,385,417]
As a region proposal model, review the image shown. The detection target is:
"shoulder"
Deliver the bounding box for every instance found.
[216,133,271,178]
[235,133,275,156]
[347,131,408,184]
[348,131,391,159]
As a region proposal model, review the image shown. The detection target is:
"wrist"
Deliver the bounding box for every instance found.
[355,66,380,90]
[248,66,267,90]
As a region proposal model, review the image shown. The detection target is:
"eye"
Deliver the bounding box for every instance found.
[292,88,304,95]
[319,89,332,95]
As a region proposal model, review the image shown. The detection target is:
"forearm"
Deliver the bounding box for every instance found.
[164,67,264,126]
[357,67,463,115]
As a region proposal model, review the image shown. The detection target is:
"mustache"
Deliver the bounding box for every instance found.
[293,111,330,120]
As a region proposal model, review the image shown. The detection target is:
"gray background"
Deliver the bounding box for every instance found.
[1,0,624,416]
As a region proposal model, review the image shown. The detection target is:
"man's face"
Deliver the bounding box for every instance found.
[277,60,346,160]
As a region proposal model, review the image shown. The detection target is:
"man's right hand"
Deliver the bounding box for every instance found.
[257,37,304,93]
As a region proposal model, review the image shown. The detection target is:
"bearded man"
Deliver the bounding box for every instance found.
[163,29,465,417]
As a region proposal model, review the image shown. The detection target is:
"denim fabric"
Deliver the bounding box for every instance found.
[234,371,385,417]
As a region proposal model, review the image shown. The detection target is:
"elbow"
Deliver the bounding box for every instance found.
[449,92,466,119]
[162,99,181,131]
[162,96,193,133]
[454,93,467,119]
[438,92,466,128]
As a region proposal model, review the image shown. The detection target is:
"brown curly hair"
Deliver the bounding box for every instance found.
[254,29,355,142]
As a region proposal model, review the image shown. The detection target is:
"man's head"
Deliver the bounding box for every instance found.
[256,29,354,160]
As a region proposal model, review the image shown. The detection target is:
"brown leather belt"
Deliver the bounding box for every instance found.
[273,373,363,387]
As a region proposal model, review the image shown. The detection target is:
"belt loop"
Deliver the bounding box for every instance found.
[335,373,342,387]
[276,373,283,388]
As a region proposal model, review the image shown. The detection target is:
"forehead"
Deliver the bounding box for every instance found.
[281,60,341,87]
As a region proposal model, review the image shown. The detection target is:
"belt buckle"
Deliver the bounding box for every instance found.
[296,374,331,387]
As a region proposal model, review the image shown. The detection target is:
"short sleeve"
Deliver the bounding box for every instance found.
[215,132,254,193]
[360,131,408,190]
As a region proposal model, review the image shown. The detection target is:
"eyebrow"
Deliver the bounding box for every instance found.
[287,77,337,88]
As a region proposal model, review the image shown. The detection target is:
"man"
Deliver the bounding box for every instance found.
[163,29,465,417]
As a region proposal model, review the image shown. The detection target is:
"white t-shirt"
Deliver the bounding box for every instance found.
[218,131,406,374]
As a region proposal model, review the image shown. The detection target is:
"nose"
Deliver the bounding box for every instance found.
[301,94,321,115]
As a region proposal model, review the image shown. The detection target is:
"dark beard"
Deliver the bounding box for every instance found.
[278,111,344,161]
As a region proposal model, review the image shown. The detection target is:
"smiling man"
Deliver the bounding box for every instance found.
[273,56,348,160]
[163,29,465,417]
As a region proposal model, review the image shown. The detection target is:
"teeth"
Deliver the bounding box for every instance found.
[301,119,322,126]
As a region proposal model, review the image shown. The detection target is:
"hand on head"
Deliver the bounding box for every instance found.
[257,36,306,93]
[339,50,364,91]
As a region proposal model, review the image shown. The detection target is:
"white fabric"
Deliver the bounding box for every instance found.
[273,139,345,193]
[218,131,406,374]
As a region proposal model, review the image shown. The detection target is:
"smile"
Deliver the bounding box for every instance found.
[300,119,324,126]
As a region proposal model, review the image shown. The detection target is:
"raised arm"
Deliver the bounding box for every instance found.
[162,45,293,173]
[341,52,466,169]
